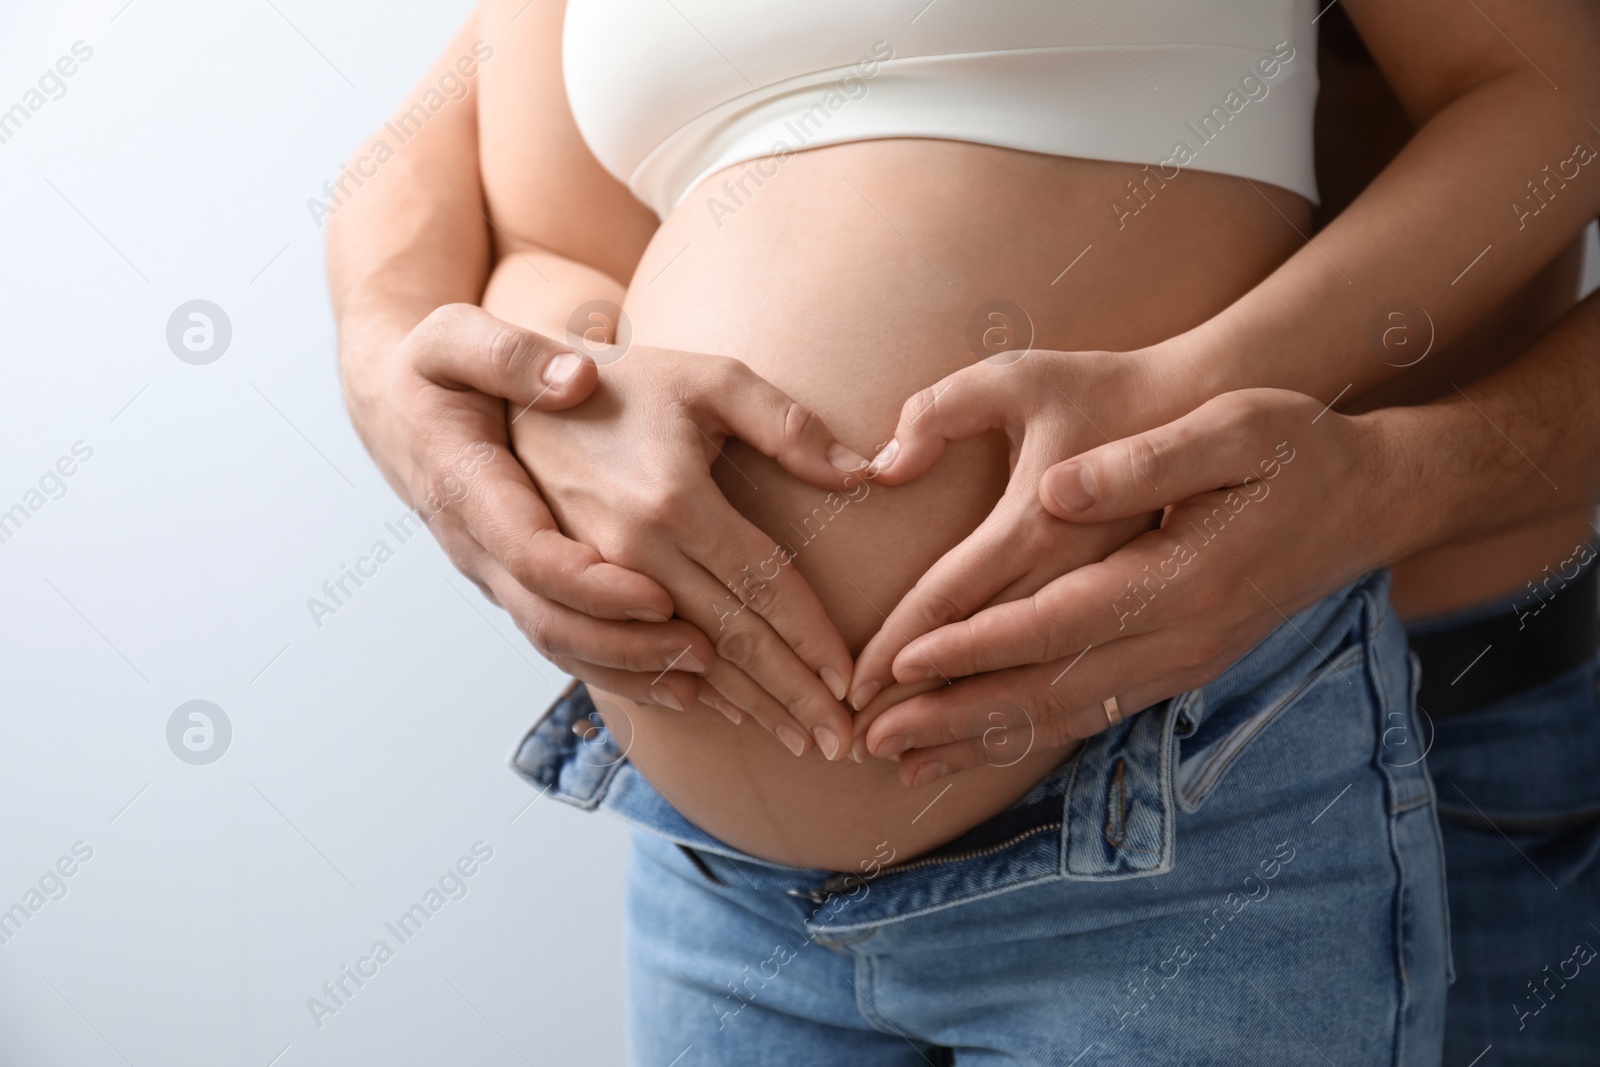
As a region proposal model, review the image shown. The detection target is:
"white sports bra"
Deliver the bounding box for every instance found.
[563,1,1320,217]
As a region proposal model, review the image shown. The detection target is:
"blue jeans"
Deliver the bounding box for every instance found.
[514,572,1450,1065]
[1421,649,1600,1065]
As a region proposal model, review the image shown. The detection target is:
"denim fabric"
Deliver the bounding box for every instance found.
[512,572,1450,1065]
[1423,650,1600,1066]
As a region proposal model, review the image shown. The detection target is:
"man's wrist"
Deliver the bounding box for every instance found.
[1354,403,1457,568]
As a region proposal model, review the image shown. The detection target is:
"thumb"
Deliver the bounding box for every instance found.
[865,362,1018,485]
[697,359,872,489]
[411,303,599,414]
[1040,390,1292,521]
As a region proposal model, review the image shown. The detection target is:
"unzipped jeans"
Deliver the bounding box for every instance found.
[513,571,1450,1066]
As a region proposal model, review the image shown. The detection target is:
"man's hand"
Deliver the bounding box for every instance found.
[341,303,738,700]
[860,388,1399,786]
[507,335,870,761]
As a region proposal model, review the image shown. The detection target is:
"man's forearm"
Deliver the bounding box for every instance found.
[326,16,493,385]
[326,10,627,484]
[1372,284,1600,562]
[1164,3,1600,407]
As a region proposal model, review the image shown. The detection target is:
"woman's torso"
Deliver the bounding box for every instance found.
[578,138,1308,869]
[483,0,1576,871]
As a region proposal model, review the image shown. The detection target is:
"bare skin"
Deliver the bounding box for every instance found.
[496,134,1303,866]
[845,0,1600,776]
[332,0,1600,868]
[1311,19,1591,620]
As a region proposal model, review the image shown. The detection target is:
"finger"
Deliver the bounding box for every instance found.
[698,660,817,746]
[848,677,947,761]
[412,303,598,413]
[864,362,1023,485]
[895,529,1174,680]
[552,657,711,716]
[893,738,995,787]
[653,545,852,760]
[865,637,1164,759]
[893,673,1163,789]
[480,562,716,675]
[1040,391,1285,521]
[684,492,855,704]
[451,446,673,621]
[849,492,1035,701]
[692,358,870,487]
[888,679,1071,784]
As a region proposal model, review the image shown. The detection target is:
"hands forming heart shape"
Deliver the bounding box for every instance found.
[387,304,1379,786]
[490,298,1174,762]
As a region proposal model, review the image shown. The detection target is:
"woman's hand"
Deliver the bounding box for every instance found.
[344,304,861,759]
[508,335,871,761]
[859,388,1401,785]
[846,348,1180,718]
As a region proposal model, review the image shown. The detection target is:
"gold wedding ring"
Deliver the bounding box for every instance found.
[1102,695,1124,726]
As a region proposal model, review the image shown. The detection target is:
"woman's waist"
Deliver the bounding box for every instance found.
[624,139,1308,364]
[598,685,1077,870]
[520,572,1407,875]
[585,566,1402,872]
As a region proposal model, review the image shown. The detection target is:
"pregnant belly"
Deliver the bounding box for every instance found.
[571,139,1305,870]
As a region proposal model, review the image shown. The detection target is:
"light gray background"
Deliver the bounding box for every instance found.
[2,4,1599,1066]
[0,3,628,1065]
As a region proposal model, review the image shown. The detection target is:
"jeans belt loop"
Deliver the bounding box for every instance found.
[1062,697,1180,880]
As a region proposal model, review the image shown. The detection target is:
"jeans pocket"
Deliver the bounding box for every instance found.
[1176,642,1366,813]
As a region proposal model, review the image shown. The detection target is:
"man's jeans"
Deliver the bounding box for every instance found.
[1425,649,1600,1066]
[515,572,1450,1065]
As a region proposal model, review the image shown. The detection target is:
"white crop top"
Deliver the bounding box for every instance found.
[563,1,1320,217]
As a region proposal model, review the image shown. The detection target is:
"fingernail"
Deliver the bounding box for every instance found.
[896,663,937,684]
[850,736,868,763]
[628,607,671,623]
[827,443,869,472]
[673,649,708,673]
[1046,463,1096,513]
[875,734,912,760]
[542,352,583,386]
[865,439,898,476]
[708,695,742,725]
[849,680,881,711]
[650,685,685,711]
[819,666,849,702]
[776,724,807,757]
[813,726,840,761]
[909,762,949,789]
